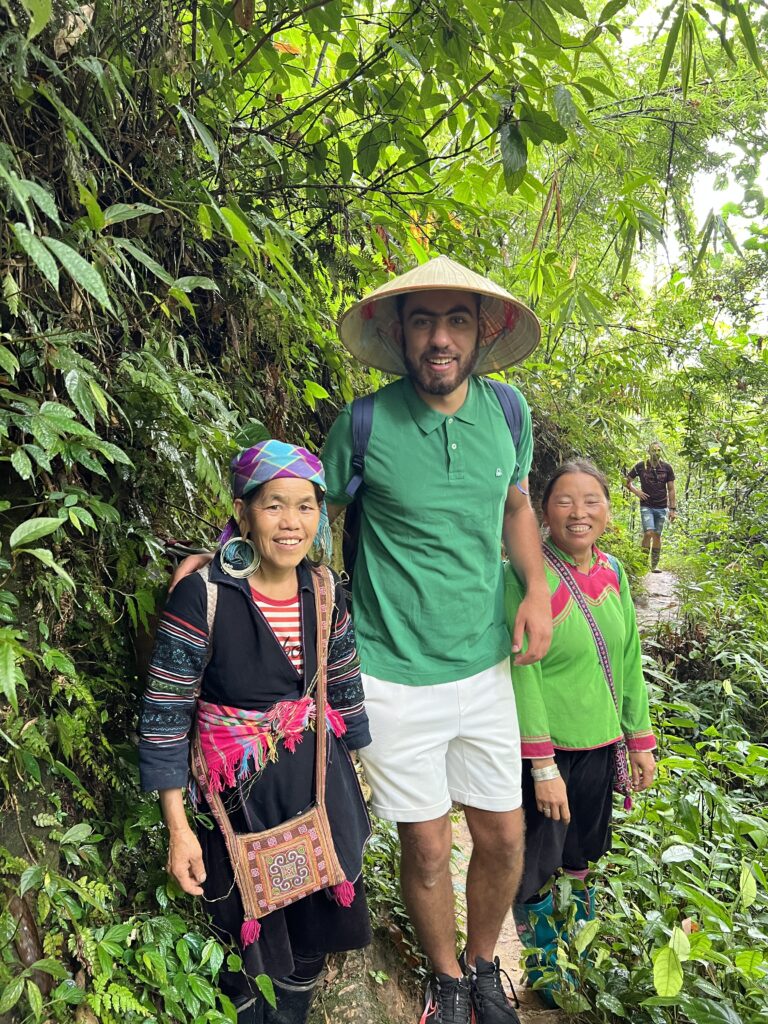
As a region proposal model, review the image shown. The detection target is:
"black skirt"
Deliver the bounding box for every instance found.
[196,723,372,999]
[519,745,614,903]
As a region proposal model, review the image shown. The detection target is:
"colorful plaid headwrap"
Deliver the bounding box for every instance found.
[231,440,326,499]
[219,440,332,559]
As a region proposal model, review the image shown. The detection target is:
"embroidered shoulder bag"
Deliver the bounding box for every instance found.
[543,545,634,810]
[190,564,348,938]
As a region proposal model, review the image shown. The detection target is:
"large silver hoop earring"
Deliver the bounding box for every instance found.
[220,537,261,578]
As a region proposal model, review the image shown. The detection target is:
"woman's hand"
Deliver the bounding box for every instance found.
[167,827,207,895]
[534,776,571,823]
[629,750,656,791]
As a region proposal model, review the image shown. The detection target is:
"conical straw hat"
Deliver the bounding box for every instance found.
[338,255,541,375]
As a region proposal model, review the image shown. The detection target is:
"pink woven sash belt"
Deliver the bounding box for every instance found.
[195,696,347,794]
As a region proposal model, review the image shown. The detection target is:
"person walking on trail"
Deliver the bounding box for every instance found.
[624,441,676,572]
[505,462,656,1007]
[322,255,552,1024]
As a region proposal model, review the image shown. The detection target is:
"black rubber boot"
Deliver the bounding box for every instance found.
[263,980,316,1024]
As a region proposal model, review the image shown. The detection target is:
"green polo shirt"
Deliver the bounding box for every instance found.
[322,376,533,685]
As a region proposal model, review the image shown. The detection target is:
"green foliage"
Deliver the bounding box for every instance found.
[0,0,766,1020]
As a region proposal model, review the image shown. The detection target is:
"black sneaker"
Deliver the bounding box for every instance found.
[467,956,520,1024]
[420,974,473,1024]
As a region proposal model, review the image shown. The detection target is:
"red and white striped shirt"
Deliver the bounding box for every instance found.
[250,587,303,676]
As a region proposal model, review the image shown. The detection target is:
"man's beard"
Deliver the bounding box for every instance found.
[404,341,480,396]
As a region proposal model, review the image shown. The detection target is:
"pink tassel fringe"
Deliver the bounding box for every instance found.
[330,880,355,908]
[623,795,633,811]
[241,918,261,946]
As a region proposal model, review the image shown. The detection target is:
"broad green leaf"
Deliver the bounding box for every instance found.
[658,6,685,89]
[0,975,24,1013]
[357,127,382,179]
[0,640,21,712]
[22,548,75,589]
[738,861,757,908]
[220,206,256,259]
[28,957,68,979]
[653,945,683,997]
[60,822,93,845]
[65,368,96,427]
[37,84,109,161]
[731,1,764,73]
[42,237,113,311]
[112,237,174,285]
[172,275,218,292]
[89,379,109,417]
[178,106,220,167]
[573,918,600,955]
[669,926,690,962]
[598,0,629,22]
[11,447,33,480]
[198,202,213,241]
[23,180,61,226]
[531,0,562,44]
[734,949,764,977]
[79,184,105,230]
[27,978,43,1019]
[3,271,20,315]
[499,122,527,194]
[21,0,52,39]
[596,992,626,1016]
[10,516,63,549]
[13,222,60,289]
[661,843,694,863]
[338,140,353,182]
[0,344,19,377]
[553,85,579,128]
[679,997,744,1024]
[103,202,162,227]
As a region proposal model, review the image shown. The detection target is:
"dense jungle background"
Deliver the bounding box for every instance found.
[1,0,767,1021]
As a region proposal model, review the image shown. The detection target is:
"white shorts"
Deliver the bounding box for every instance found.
[359,658,522,822]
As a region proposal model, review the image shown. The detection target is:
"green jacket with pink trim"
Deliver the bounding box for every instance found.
[505,541,656,759]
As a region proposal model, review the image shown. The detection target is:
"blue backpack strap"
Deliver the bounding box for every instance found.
[345,393,375,498]
[486,378,523,483]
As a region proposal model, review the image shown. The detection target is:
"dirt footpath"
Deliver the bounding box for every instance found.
[634,569,679,630]
[452,818,566,1024]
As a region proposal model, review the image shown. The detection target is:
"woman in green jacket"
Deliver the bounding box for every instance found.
[505,461,656,1005]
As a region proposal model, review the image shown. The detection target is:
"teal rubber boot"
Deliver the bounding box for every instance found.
[572,884,596,925]
[512,892,559,1009]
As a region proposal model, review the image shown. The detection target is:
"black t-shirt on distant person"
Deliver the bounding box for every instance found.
[628,460,675,508]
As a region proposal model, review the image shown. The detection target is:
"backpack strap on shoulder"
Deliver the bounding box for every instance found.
[197,564,218,675]
[486,379,523,484]
[345,393,375,498]
[605,553,621,580]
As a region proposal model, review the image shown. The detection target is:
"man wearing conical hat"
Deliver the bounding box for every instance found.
[322,255,552,1024]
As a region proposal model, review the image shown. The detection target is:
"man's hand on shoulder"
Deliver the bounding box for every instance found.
[511,587,552,666]
[170,552,214,591]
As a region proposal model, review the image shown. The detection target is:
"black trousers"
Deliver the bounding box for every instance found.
[518,746,614,903]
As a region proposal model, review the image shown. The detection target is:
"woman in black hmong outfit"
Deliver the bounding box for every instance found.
[138,441,372,1024]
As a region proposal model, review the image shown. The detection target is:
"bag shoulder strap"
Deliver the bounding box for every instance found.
[310,564,335,808]
[605,553,621,580]
[486,379,524,483]
[345,393,376,498]
[543,545,618,711]
[486,378,523,447]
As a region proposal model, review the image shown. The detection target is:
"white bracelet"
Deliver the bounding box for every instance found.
[531,765,561,782]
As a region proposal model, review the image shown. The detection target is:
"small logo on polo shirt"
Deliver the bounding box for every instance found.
[496,468,502,476]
